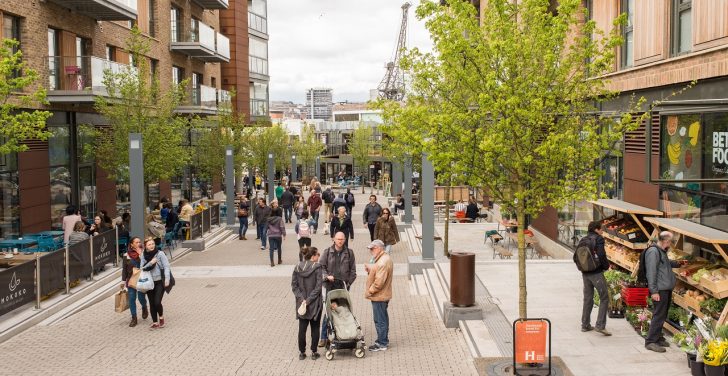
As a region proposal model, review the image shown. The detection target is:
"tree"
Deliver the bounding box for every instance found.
[349,125,373,193]
[91,27,191,196]
[293,123,325,181]
[0,39,52,155]
[378,0,656,319]
[246,124,290,184]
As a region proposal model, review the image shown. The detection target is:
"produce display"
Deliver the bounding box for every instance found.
[599,215,648,243]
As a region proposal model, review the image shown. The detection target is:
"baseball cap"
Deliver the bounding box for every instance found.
[367,239,385,249]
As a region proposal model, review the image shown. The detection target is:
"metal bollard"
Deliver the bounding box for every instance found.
[35,253,41,310]
[450,252,475,307]
[89,237,94,281]
[65,245,70,294]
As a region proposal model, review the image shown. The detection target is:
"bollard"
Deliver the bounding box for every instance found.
[65,245,70,294]
[35,253,41,310]
[450,252,475,307]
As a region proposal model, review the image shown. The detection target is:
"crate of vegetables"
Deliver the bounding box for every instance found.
[622,285,649,307]
[700,269,728,299]
[675,289,707,314]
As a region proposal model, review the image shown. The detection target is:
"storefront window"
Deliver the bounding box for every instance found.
[704,112,728,193]
[660,186,701,220]
[49,126,71,228]
[660,114,702,186]
[702,194,728,231]
[0,152,20,239]
[557,200,597,248]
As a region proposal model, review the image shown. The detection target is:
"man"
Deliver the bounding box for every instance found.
[318,232,357,347]
[307,191,323,233]
[275,182,285,201]
[332,193,347,219]
[253,198,272,250]
[644,231,686,353]
[577,221,611,336]
[393,193,405,215]
[322,186,334,223]
[365,239,393,352]
[453,199,467,213]
[280,187,295,224]
[344,188,356,217]
[363,195,382,241]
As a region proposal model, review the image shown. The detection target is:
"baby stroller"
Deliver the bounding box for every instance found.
[324,282,366,360]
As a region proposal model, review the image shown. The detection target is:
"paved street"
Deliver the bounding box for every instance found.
[0,192,477,376]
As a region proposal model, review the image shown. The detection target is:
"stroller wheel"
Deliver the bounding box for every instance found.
[355,348,365,358]
[325,350,334,361]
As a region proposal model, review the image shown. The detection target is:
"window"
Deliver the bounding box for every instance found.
[49,126,72,229]
[172,66,184,86]
[250,82,268,117]
[48,28,59,90]
[3,14,21,78]
[148,0,157,37]
[249,36,268,75]
[106,45,116,61]
[621,0,634,68]
[170,6,181,42]
[248,12,267,34]
[672,0,692,56]
[0,150,19,239]
[192,72,202,105]
[249,0,267,17]
[191,18,200,42]
[150,58,158,82]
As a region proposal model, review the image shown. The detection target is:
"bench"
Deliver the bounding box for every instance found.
[484,230,503,245]
[493,245,513,259]
[533,244,551,259]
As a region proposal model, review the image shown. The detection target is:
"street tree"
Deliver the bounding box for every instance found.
[293,123,325,181]
[349,125,373,193]
[379,0,655,318]
[247,124,290,184]
[0,39,52,155]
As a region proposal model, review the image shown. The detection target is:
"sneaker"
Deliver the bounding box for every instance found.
[317,339,326,348]
[581,325,594,332]
[299,353,306,360]
[645,343,666,353]
[595,328,611,336]
[657,340,670,347]
[368,344,387,352]
[260,246,265,250]
[150,323,160,329]
[159,318,165,328]
[311,352,320,360]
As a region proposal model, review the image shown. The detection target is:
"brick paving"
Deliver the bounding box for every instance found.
[0,192,477,375]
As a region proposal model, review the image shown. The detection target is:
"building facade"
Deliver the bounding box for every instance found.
[306,88,333,120]
[0,0,263,238]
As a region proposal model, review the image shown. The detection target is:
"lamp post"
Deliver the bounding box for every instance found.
[267,153,275,202]
[129,133,144,238]
[225,146,235,225]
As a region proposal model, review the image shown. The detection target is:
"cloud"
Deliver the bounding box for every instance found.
[268,0,433,103]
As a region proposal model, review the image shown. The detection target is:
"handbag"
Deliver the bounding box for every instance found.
[237,207,248,217]
[115,287,129,313]
[298,300,307,316]
[161,268,176,294]
[128,267,141,290]
[136,270,155,293]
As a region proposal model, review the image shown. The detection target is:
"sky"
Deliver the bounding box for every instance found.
[267,0,434,104]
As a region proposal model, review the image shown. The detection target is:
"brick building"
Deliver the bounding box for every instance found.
[0,0,270,238]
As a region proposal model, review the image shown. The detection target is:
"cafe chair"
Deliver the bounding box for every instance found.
[37,235,58,252]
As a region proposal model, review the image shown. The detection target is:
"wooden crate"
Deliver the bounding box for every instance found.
[673,292,703,315]
[700,272,728,299]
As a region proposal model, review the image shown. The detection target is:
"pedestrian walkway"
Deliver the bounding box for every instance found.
[0,191,477,375]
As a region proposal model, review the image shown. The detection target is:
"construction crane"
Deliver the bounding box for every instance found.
[377,2,410,102]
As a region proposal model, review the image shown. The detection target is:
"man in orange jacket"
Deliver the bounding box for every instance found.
[364,239,393,352]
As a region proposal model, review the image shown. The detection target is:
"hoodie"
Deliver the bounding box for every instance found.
[267,215,286,238]
[332,194,347,215]
[291,261,323,320]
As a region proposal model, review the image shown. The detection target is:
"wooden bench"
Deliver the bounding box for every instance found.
[493,245,513,259]
[484,230,503,245]
[533,244,551,259]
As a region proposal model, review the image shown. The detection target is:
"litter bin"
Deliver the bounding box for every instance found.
[450,252,475,307]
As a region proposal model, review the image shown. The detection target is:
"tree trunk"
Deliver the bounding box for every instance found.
[517,208,527,319]
[444,182,451,258]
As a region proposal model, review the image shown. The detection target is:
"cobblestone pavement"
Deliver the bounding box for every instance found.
[0,192,477,376]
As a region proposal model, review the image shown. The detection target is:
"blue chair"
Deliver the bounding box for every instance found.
[164,231,177,250]
[118,237,129,255]
[36,235,58,252]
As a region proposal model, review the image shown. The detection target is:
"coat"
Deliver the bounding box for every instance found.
[363,203,382,224]
[365,251,393,302]
[374,216,400,246]
[320,245,356,290]
[280,191,295,207]
[329,215,354,240]
[291,261,323,320]
[267,215,286,238]
[253,205,271,225]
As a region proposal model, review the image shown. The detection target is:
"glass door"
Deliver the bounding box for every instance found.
[77,165,96,219]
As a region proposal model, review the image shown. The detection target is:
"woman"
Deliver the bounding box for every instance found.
[329,206,354,249]
[62,205,82,244]
[86,216,109,236]
[294,196,307,222]
[267,208,286,267]
[374,208,400,254]
[68,221,90,246]
[291,246,323,360]
[295,211,316,261]
[237,196,250,240]
[145,214,165,246]
[465,196,479,222]
[121,237,148,327]
[140,237,171,329]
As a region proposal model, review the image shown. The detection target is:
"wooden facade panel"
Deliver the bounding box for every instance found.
[532,205,559,241]
[623,178,660,210]
[137,0,149,35]
[634,0,665,64]
[693,0,728,49]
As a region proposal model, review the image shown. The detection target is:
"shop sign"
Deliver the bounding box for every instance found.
[713,131,728,174]
[0,261,36,316]
[92,229,116,266]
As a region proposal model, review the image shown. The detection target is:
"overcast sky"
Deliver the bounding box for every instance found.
[268,0,433,104]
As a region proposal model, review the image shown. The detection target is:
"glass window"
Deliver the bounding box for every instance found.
[621,0,634,68]
[49,126,72,229]
[0,151,19,239]
[249,37,268,58]
[702,194,728,231]
[672,0,692,55]
[172,66,184,86]
[48,29,59,90]
[660,186,701,220]
[191,18,200,42]
[148,0,157,37]
[3,14,20,43]
[170,6,181,42]
[704,112,728,187]
[660,114,702,185]
[249,0,267,17]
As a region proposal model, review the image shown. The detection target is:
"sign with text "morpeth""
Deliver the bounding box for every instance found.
[513,318,551,376]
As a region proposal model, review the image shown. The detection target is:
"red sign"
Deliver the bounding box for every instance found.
[514,320,548,363]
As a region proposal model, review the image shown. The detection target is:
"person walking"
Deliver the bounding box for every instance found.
[121,237,148,327]
[295,211,316,261]
[254,198,272,250]
[140,237,171,329]
[322,186,334,223]
[374,208,399,254]
[318,232,357,348]
[329,207,354,249]
[365,240,393,352]
[295,196,307,222]
[332,194,347,221]
[307,191,322,234]
[237,196,250,240]
[363,195,382,241]
[292,246,323,360]
[344,188,356,217]
[280,187,295,224]
[576,221,611,337]
[267,207,286,267]
[644,231,686,352]
[275,181,285,201]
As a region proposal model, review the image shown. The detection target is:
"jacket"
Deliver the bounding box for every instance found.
[165,210,179,231]
[320,245,356,290]
[644,245,679,294]
[322,189,334,204]
[179,204,194,222]
[68,231,90,246]
[330,215,354,240]
[465,203,479,221]
[307,194,322,212]
[121,254,142,287]
[363,203,382,224]
[345,192,356,207]
[365,251,393,302]
[236,201,250,218]
[253,205,272,224]
[275,185,285,200]
[267,216,286,238]
[280,191,295,207]
[577,232,610,275]
[332,196,347,215]
[291,261,323,320]
[140,250,171,282]
[374,216,400,246]
[295,219,316,239]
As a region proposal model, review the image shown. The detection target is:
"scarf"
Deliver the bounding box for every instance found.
[143,248,159,263]
[127,247,140,261]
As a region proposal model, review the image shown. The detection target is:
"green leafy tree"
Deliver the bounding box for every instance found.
[349,125,373,193]
[246,124,290,186]
[0,39,52,154]
[293,123,325,181]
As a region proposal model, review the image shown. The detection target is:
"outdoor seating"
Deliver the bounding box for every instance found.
[485,230,503,245]
[534,243,551,259]
[493,245,513,259]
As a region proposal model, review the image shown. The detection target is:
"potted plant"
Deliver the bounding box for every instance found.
[699,339,728,376]
[674,326,705,375]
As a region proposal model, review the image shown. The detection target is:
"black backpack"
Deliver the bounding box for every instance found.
[573,234,600,272]
[636,246,658,286]
[323,190,333,204]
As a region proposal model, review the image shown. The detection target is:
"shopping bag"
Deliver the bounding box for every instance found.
[128,267,141,290]
[115,288,129,313]
[136,270,155,293]
[297,300,307,316]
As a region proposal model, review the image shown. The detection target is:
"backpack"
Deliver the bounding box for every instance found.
[573,234,600,272]
[323,190,333,204]
[637,246,659,286]
[298,220,311,238]
[346,193,354,205]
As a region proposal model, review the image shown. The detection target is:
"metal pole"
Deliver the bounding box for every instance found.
[267,153,275,202]
[315,156,321,181]
[225,146,236,226]
[291,155,297,183]
[35,253,41,310]
[421,153,435,260]
[89,236,95,281]
[115,226,120,267]
[392,162,402,196]
[65,244,70,294]
[129,133,145,239]
[248,167,255,196]
[403,156,413,223]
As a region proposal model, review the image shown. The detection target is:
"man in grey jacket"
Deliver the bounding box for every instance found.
[362,195,382,241]
[644,231,686,353]
[317,232,357,347]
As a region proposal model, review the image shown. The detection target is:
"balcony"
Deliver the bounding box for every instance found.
[248,12,268,35]
[46,0,137,21]
[176,85,230,115]
[45,56,134,103]
[191,0,228,9]
[250,99,269,118]
[170,21,230,62]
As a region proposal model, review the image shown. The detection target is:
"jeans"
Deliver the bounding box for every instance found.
[145,280,165,323]
[367,223,376,241]
[394,203,404,214]
[372,301,390,347]
[581,272,608,330]
[128,287,147,317]
[269,236,282,262]
[646,290,671,345]
[298,238,312,261]
[257,223,268,247]
[238,216,248,237]
[324,203,332,222]
[298,314,322,354]
[283,206,293,223]
[311,211,320,231]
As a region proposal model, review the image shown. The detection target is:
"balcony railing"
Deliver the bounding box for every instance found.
[170,20,230,62]
[248,12,268,34]
[250,99,269,117]
[46,0,137,20]
[191,0,228,9]
[45,56,134,103]
[176,85,230,115]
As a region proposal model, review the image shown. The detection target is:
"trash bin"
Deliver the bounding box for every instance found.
[450,252,475,307]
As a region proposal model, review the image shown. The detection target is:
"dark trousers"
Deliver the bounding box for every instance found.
[145,280,165,323]
[311,211,320,231]
[368,223,376,241]
[298,238,311,261]
[581,272,609,330]
[257,223,268,247]
[283,206,293,223]
[394,203,404,214]
[238,216,248,236]
[646,290,671,345]
[298,313,321,354]
[269,237,282,262]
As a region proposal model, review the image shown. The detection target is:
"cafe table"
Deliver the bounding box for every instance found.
[0,238,38,251]
[0,252,37,267]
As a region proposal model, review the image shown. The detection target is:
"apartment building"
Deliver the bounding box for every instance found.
[306,88,334,120]
[0,0,267,238]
